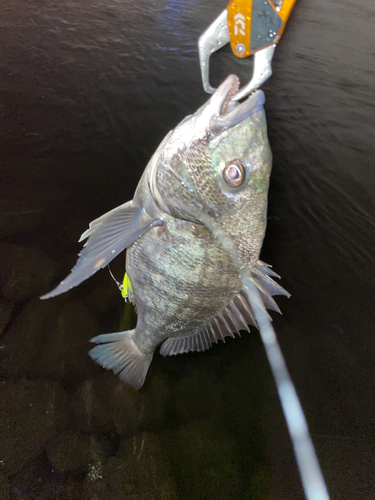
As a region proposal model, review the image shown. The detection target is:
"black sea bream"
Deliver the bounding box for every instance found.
[42,75,289,389]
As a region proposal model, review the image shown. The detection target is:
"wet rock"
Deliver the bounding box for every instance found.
[0,475,11,500]
[0,302,14,337]
[46,431,112,474]
[81,432,177,500]
[36,475,82,500]
[162,418,241,500]
[71,374,118,435]
[108,371,169,436]
[8,453,54,499]
[51,300,101,382]
[72,370,170,438]
[2,298,100,383]
[0,378,69,477]
[140,371,171,431]
[1,298,60,378]
[0,244,56,302]
[109,382,145,437]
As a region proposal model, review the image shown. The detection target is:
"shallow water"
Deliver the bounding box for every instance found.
[1,0,374,498]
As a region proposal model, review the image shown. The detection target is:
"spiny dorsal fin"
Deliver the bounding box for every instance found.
[159,260,290,357]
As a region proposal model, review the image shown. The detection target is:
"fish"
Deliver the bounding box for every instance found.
[41,74,289,390]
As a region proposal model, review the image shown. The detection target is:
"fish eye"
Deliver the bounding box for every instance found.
[223,160,246,187]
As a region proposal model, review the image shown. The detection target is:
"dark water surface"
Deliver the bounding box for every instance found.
[1,0,375,498]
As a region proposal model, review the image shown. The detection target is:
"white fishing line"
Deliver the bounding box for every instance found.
[194,212,330,500]
[108,265,122,292]
[243,278,330,500]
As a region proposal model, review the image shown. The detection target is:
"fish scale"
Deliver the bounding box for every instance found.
[127,214,241,336]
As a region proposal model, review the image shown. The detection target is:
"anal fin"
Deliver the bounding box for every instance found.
[160,260,289,357]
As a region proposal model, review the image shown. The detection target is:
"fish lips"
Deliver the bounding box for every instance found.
[208,75,265,135]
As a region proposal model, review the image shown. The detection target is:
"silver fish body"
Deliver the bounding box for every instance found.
[42,75,289,389]
[127,171,241,345]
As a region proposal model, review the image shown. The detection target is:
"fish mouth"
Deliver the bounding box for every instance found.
[209,75,265,134]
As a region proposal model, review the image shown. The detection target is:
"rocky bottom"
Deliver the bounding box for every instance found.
[0,243,373,500]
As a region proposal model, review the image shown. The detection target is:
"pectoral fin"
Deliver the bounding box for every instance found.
[41,203,162,299]
[78,200,132,242]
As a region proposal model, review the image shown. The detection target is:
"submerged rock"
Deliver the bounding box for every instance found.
[46,430,112,474]
[2,298,100,383]
[36,475,82,500]
[71,374,118,435]
[0,378,69,477]
[71,373,169,439]
[0,302,14,337]
[0,476,11,500]
[52,300,101,382]
[108,381,145,437]
[140,371,171,431]
[81,432,177,500]
[0,244,56,302]
[71,370,170,439]
[109,370,171,436]
[162,418,241,500]
[1,298,60,378]
[8,454,55,499]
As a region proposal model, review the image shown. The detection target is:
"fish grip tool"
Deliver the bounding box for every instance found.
[198,0,296,100]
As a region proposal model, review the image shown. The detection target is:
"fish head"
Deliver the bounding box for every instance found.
[152,74,272,270]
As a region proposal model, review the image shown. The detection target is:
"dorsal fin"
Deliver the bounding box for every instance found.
[159,260,290,357]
